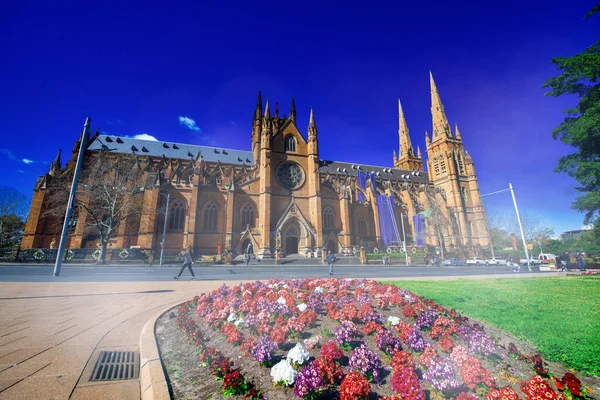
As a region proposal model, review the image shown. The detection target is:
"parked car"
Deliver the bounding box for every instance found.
[466,257,486,265]
[538,253,557,264]
[442,258,466,266]
[486,258,508,265]
[520,257,542,265]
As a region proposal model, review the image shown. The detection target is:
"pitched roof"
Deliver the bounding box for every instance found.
[87,135,254,166]
[318,160,428,183]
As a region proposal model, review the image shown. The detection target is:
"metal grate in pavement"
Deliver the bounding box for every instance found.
[89,351,139,381]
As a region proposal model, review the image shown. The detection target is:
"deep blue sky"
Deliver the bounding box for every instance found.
[1,1,598,235]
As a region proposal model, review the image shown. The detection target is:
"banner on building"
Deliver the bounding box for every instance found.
[413,214,425,246]
[377,195,399,246]
[357,170,367,202]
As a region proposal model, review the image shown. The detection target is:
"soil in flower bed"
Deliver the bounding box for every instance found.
[156,278,600,399]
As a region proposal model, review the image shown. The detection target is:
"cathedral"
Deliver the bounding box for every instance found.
[21,73,489,259]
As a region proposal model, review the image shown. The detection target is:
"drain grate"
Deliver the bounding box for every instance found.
[90,351,139,381]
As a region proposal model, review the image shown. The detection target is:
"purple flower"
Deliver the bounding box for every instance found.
[293,361,325,398]
[415,308,438,330]
[406,327,425,351]
[251,335,278,364]
[423,356,461,394]
[348,344,383,383]
[334,321,356,345]
[468,330,497,357]
[375,329,403,356]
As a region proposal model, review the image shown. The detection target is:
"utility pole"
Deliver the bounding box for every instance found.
[53,118,90,277]
[159,192,171,266]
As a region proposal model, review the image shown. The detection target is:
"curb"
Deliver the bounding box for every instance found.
[139,302,185,400]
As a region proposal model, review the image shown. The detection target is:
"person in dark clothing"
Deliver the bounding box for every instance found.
[173,246,196,280]
[326,250,336,275]
[576,253,585,271]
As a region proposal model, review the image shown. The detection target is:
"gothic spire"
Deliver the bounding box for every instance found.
[275,101,279,118]
[455,123,462,140]
[417,146,422,159]
[425,130,431,147]
[393,149,397,163]
[48,149,62,176]
[290,97,296,123]
[308,108,317,138]
[254,91,262,121]
[397,98,414,158]
[430,71,451,141]
[264,100,270,118]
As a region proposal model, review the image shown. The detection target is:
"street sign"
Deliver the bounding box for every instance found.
[527,243,533,250]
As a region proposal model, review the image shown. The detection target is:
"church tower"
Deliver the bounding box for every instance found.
[394,99,423,171]
[425,72,489,250]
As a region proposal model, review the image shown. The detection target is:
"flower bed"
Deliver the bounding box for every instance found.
[158,278,596,399]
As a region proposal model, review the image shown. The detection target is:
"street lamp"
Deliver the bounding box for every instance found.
[481,183,531,271]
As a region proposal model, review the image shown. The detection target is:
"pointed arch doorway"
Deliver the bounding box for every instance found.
[284,225,300,255]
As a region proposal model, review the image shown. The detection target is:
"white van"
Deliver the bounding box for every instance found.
[538,253,557,264]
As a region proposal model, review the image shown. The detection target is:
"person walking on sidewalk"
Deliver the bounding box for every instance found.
[173,245,196,280]
[326,250,337,275]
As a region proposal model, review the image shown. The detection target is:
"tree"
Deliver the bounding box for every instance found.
[0,186,29,247]
[542,5,600,227]
[44,150,156,263]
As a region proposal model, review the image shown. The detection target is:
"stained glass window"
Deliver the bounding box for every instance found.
[276,162,304,189]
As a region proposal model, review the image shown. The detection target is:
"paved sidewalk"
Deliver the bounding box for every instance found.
[0,281,229,400]
[0,273,550,399]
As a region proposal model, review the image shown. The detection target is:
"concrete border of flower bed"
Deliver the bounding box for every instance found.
[140,302,185,400]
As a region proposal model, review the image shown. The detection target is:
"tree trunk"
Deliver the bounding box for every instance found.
[97,242,107,264]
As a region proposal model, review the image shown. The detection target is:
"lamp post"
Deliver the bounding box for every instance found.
[481,183,531,271]
[400,213,408,265]
[53,118,90,277]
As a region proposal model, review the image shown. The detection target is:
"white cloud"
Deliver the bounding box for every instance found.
[132,133,158,141]
[179,116,201,132]
[22,158,35,164]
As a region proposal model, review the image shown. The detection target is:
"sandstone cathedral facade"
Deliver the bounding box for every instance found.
[21,73,489,258]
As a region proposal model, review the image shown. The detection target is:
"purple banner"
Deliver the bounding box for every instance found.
[413,214,425,246]
[377,195,399,246]
[370,172,377,194]
[357,170,367,202]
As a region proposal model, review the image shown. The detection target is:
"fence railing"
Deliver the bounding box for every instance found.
[0,248,162,264]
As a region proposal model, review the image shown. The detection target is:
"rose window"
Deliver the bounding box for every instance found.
[276,162,305,189]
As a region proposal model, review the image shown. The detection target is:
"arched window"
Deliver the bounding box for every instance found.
[440,157,447,174]
[461,187,468,203]
[433,157,440,175]
[358,215,367,236]
[322,207,334,230]
[284,135,297,152]
[241,203,255,228]
[203,201,219,232]
[168,199,186,231]
[457,153,464,174]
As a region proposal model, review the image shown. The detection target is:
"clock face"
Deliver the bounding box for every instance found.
[276,162,305,189]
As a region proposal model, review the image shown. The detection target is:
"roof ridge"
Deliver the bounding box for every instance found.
[99,134,252,154]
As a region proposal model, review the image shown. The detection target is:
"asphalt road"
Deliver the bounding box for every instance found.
[0,263,537,282]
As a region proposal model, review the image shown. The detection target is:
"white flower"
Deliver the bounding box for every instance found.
[314,286,324,293]
[227,312,238,322]
[297,303,307,312]
[234,318,245,327]
[286,342,310,366]
[277,296,286,305]
[283,284,289,289]
[387,316,400,326]
[270,359,297,385]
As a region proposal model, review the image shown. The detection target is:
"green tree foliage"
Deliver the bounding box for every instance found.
[542,5,600,226]
[0,186,29,247]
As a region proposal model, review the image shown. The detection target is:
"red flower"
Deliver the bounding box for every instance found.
[391,351,415,371]
[340,372,371,400]
[315,356,344,385]
[485,386,520,400]
[363,321,383,336]
[402,304,416,318]
[320,341,344,361]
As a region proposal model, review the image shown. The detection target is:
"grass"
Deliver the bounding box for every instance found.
[385,276,600,376]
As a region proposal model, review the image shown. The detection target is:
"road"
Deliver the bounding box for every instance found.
[0,263,535,282]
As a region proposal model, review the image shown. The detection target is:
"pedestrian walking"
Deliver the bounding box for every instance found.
[326,250,337,275]
[173,245,196,280]
[576,252,585,271]
[407,255,411,266]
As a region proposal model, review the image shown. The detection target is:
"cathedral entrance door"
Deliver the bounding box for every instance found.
[327,240,338,254]
[286,237,299,255]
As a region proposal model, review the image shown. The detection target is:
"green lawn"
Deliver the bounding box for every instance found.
[385,276,600,376]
